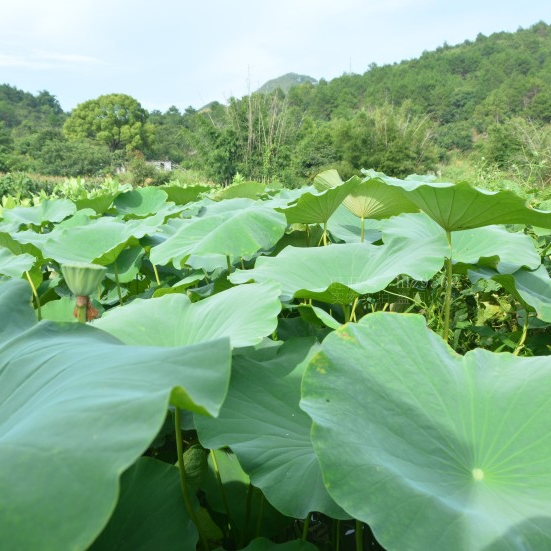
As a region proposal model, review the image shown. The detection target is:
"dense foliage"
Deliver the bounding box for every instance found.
[1,21,551,185]
[2,170,551,550]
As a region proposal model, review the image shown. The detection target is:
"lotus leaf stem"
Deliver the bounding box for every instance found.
[302,513,312,541]
[360,217,365,243]
[210,449,235,540]
[443,230,453,343]
[174,407,209,551]
[25,270,41,321]
[239,483,254,548]
[513,313,530,356]
[255,492,265,537]
[113,261,123,306]
[342,304,351,324]
[355,519,363,551]
[350,297,359,322]
[152,263,161,286]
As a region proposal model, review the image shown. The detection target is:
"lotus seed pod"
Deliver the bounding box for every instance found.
[61,262,107,297]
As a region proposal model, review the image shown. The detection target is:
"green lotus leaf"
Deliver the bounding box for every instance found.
[12,215,162,265]
[0,279,231,551]
[150,204,286,268]
[94,282,281,348]
[1,198,76,229]
[343,177,420,220]
[313,168,344,191]
[327,205,381,244]
[114,187,170,218]
[213,181,266,201]
[470,265,551,321]
[75,192,119,214]
[230,238,448,304]
[381,213,541,273]
[365,170,551,231]
[262,186,318,210]
[298,304,342,330]
[0,248,35,279]
[40,296,80,322]
[314,169,419,222]
[201,197,256,215]
[89,457,197,551]
[105,246,144,284]
[195,339,348,519]
[301,312,551,551]
[0,230,43,260]
[160,184,211,205]
[275,177,359,225]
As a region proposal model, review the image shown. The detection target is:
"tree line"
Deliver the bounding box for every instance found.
[1,20,550,187]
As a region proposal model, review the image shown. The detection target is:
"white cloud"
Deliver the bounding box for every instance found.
[0,50,104,70]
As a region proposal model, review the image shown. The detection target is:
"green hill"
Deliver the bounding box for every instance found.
[256,73,317,94]
[2,21,551,186]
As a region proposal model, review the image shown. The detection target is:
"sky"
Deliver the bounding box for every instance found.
[1,0,549,113]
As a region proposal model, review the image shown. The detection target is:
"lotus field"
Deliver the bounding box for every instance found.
[2,169,551,551]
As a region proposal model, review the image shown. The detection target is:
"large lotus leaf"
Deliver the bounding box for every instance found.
[0,279,231,551]
[312,168,344,191]
[381,213,541,273]
[105,246,144,284]
[314,169,418,221]
[300,312,551,551]
[94,282,281,348]
[40,296,80,322]
[201,197,256,215]
[327,205,381,244]
[0,279,36,341]
[262,185,318,210]
[55,209,95,229]
[12,215,163,265]
[0,227,43,256]
[75,193,119,214]
[195,339,348,519]
[114,187,169,218]
[150,204,286,268]
[343,177,420,220]
[365,171,551,230]
[0,248,35,279]
[470,265,551,321]
[89,457,197,551]
[275,177,359,225]
[213,181,266,201]
[230,238,448,304]
[1,198,76,229]
[160,184,211,205]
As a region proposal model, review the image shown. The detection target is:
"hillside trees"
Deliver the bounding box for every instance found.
[64,94,154,153]
[333,103,440,178]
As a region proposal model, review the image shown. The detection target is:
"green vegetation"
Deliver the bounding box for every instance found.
[2,21,551,187]
[2,169,551,549]
[63,93,154,153]
[2,21,551,548]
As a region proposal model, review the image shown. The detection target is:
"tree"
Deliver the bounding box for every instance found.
[63,94,154,153]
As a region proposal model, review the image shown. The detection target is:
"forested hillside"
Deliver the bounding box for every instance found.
[1,20,550,187]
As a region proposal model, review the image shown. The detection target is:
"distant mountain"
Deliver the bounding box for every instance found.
[256,73,317,94]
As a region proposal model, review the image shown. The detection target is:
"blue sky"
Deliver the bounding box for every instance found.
[1,0,549,112]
